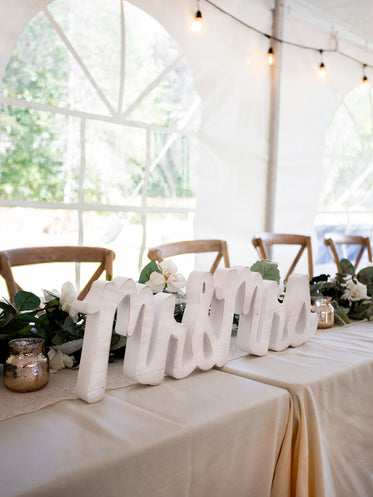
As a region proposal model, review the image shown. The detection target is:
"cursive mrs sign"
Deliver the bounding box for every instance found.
[74,267,318,403]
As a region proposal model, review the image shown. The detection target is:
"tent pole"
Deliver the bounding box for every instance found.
[265,0,284,234]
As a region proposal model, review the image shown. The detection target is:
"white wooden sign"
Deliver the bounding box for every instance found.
[74,267,318,403]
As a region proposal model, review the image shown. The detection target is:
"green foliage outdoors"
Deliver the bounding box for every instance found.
[0,3,199,208]
[1,14,68,202]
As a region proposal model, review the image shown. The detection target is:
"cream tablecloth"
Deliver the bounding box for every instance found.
[0,369,292,497]
[222,321,373,497]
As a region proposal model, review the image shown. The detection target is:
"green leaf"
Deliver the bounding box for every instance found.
[309,281,326,296]
[62,316,75,333]
[34,328,49,341]
[110,332,127,350]
[339,259,355,276]
[52,331,67,345]
[44,297,60,309]
[250,259,280,284]
[14,291,40,312]
[3,314,36,333]
[357,266,373,297]
[0,301,17,315]
[139,260,161,284]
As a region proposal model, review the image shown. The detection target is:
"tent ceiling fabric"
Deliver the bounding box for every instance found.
[295,0,373,45]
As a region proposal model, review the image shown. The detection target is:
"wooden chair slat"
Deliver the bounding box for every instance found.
[0,246,115,302]
[252,233,313,281]
[147,239,230,274]
[324,235,372,272]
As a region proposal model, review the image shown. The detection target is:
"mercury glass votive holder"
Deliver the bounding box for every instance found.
[3,337,49,392]
[311,296,335,329]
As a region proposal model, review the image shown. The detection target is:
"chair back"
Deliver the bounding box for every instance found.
[147,239,230,274]
[324,235,372,272]
[252,233,313,281]
[0,246,115,302]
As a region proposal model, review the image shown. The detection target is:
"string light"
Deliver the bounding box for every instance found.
[191,0,203,32]
[267,46,274,65]
[200,0,373,87]
[361,65,369,88]
[318,50,326,78]
[318,62,326,78]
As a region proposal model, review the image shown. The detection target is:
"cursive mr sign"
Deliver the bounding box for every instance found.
[74,267,318,403]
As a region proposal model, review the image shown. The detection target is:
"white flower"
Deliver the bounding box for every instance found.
[159,260,178,277]
[147,271,167,293]
[47,348,74,372]
[57,338,83,355]
[145,260,186,294]
[342,279,368,301]
[167,273,187,293]
[42,288,60,303]
[60,282,79,321]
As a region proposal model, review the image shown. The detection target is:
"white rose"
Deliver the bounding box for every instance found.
[146,271,166,293]
[60,282,79,321]
[42,288,60,303]
[56,338,83,355]
[167,273,187,293]
[342,279,368,301]
[159,260,178,277]
[47,348,74,372]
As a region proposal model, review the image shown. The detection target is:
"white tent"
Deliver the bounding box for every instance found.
[1,0,373,283]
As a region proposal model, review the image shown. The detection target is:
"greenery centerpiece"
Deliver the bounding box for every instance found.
[310,258,373,324]
[0,282,126,368]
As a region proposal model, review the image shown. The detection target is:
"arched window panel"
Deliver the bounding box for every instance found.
[2,12,68,107]
[47,0,187,118]
[0,0,200,293]
[145,133,199,209]
[122,3,185,113]
[0,107,80,203]
[47,0,122,113]
[315,87,373,269]
[320,88,373,213]
[2,11,108,115]
[126,59,202,130]
[84,121,146,206]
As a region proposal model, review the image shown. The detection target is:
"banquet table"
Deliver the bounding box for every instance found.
[0,369,292,497]
[222,321,373,497]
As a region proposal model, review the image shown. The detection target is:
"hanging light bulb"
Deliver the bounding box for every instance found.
[318,50,326,78]
[191,0,202,32]
[361,65,369,88]
[267,46,274,65]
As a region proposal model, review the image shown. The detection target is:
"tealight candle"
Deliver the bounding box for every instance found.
[311,296,334,329]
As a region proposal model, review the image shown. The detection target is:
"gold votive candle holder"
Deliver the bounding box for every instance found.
[311,296,335,329]
[3,337,49,392]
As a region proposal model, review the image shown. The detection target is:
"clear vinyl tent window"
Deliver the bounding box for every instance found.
[0,0,201,296]
[315,86,373,269]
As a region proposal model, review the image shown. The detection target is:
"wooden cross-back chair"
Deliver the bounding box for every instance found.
[147,239,230,274]
[0,246,115,302]
[252,233,313,281]
[324,234,372,272]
